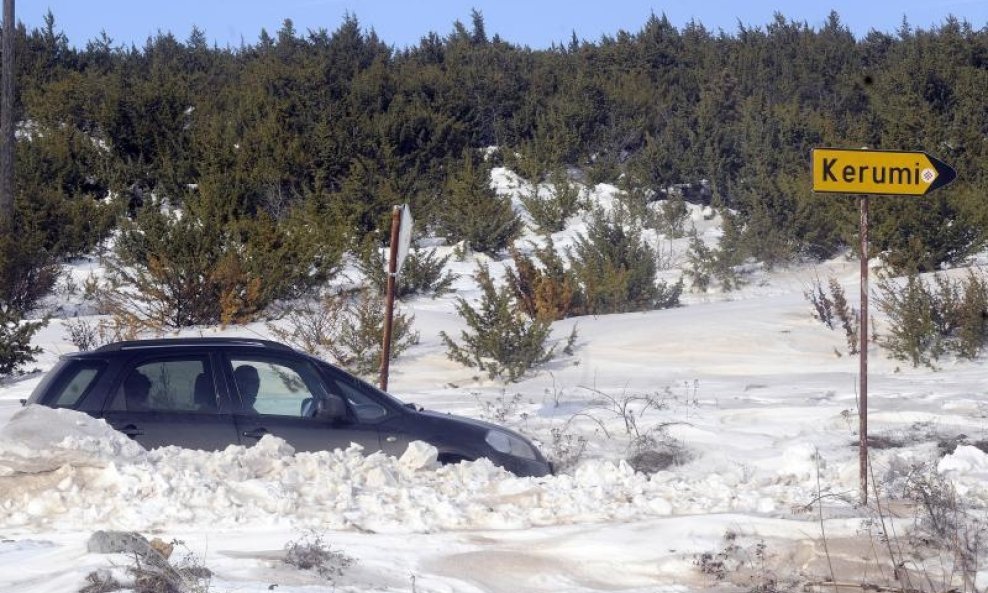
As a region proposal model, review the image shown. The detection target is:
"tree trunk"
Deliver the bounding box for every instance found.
[0,0,14,231]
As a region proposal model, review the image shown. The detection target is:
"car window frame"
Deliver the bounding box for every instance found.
[315,362,402,424]
[102,351,230,415]
[221,351,338,419]
[35,358,109,410]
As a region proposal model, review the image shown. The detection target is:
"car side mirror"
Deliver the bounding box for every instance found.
[314,394,347,421]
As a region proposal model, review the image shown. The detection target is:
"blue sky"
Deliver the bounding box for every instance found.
[19,0,988,50]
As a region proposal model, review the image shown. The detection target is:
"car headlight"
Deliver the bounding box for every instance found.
[484,429,537,461]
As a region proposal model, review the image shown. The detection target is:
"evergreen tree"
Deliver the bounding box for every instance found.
[569,209,682,314]
[441,264,560,382]
[11,9,988,285]
[436,151,521,255]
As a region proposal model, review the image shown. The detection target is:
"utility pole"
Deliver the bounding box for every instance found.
[0,0,14,232]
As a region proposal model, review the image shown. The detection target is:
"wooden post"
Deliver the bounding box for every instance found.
[379,205,401,391]
[859,195,869,504]
[0,0,15,231]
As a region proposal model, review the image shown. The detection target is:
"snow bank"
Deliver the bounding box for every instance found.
[0,407,842,534]
[939,445,988,502]
[0,405,146,476]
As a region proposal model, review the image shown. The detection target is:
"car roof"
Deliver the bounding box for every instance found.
[94,337,296,353]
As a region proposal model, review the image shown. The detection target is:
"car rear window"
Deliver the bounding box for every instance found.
[47,361,106,408]
[108,357,216,413]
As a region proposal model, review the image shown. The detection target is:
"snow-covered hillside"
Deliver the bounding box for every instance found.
[2,168,987,593]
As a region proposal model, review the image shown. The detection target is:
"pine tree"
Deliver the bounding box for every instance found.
[436,151,521,255]
[569,209,681,314]
[441,265,560,382]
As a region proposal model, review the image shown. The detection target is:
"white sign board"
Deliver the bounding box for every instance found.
[395,204,413,275]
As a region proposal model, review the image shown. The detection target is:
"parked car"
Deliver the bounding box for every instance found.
[24,338,551,477]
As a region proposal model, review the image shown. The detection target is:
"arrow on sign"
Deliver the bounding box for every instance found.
[812,148,956,196]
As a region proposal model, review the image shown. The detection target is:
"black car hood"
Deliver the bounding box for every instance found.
[417,408,508,433]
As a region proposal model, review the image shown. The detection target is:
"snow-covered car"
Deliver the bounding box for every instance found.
[24,338,551,477]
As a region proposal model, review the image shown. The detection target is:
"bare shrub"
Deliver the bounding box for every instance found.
[865,459,986,593]
[82,539,211,593]
[127,551,211,593]
[472,390,524,424]
[65,318,103,352]
[694,531,742,580]
[571,385,688,473]
[653,237,680,271]
[694,532,796,592]
[65,316,147,352]
[544,427,589,473]
[905,465,966,545]
[283,532,354,582]
[268,289,418,377]
[580,386,669,440]
[804,276,859,355]
[268,294,347,356]
[626,429,690,474]
[805,276,835,329]
[79,569,122,593]
[910,479,984,593]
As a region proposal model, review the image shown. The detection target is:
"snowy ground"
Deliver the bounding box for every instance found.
[2,168,988,592]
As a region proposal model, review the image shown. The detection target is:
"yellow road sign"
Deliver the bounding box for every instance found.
[812,148,956,196]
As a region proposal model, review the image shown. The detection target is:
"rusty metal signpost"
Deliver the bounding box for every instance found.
[379,204,413,391]
[811,148,956,504]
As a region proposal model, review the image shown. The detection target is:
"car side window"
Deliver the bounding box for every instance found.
[324,373,389,422]
[109,357,217,413]
[230,357,328,417]
[47,361,106,408]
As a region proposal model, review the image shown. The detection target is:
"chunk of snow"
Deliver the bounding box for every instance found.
[0,406,145,476]
[399,441,439,471]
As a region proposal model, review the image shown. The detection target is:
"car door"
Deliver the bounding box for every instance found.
[99,352,240,451]
[225,353,382,453]
[317,365,410,457]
